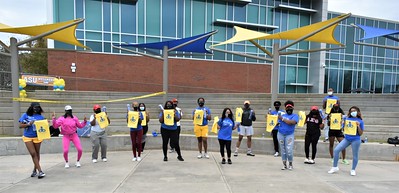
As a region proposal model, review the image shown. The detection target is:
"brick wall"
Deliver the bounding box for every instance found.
[48,51,272,93]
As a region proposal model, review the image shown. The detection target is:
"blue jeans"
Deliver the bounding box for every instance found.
[333,138,361,170]
[277,132,295,162]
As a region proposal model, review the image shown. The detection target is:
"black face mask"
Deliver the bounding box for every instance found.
[275,106,280,111]
[33,107,41,114]
[333,107,339,111]
[311,110,318,115]
[94,109,101,114]
[286,108,293,115]
[244,104,250,109]
[198,102,204,107]
[173,104,177,108]
[166,104,173,109]
[65,110,72,115]
[133,107,138,111]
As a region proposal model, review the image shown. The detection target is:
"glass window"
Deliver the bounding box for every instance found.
[146,1,160,35]
[247,5,259,23]
[329,69,338,91]
[298,58,308,66]
[286,66,296,83]
[103,0,111,31]
[104,42,111,52]
[297,67,307,83]
[288,13,299,30]
[162,1,176,37]
[234,4,246,22]
[111,1,119,32]
[85,0,102,31]
[86,32,102,40]
[343,70,352,93]
[362,71,371,90]
[57,0,74,21]
[86,41,102,52]
[76,0,84,22]
[375,72,383,93]
[192,1,206,35]
[279,65,286,93]
[297,86,307,93]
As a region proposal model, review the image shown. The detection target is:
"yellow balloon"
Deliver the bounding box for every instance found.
[20,90,26,94]
[21,82,27,88]
[53,78,59,86]
[59,79,65,86]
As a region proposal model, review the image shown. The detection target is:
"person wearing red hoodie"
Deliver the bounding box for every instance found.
[52,105,87,168]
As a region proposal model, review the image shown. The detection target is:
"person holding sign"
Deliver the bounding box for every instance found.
[169,98,181,153]
[268,101,283,157]
[217,108,239,164]
[19,102,46,179]
[159,101,183,161]
[234,100,256,157]
[90,104,110,163]
[52,105,87,169]
[277,101,299,170]
[127,102,144,162]
[192,97,212,159]
[327,104,348,165]
[139,103,150,153]
[322,88,340,142]
[303,106,324,164]
[328,106,364,176]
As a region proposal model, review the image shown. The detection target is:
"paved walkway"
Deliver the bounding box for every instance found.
[1,150,398,193]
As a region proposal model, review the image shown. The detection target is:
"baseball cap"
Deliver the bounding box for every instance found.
[172,98,178,103]
[244,100,250,104]
[93,104,101,110]
[64,105,72,111]
[30,102,40,107]
[310,106,319,111]
[285,104,294,108]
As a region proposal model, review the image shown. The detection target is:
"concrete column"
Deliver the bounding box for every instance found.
[10,38,21,135]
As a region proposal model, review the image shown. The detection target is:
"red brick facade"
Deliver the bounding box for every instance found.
[48,51,272,93]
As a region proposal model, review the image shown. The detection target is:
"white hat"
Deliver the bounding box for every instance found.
[65,105,72,111]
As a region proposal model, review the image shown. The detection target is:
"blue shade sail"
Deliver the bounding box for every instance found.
[115,31,215,54]
[357,25,399,41]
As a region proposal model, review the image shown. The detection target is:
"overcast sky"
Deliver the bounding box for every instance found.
[0,0,398,44]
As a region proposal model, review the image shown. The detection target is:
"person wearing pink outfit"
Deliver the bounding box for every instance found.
[52,105,87,168]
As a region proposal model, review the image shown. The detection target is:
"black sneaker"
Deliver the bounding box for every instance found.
[247,152,255,156]
[163,157,168,162]
[30,170,37,177]
[227,159,232,164]
[38,171,46,179]
[221,158,226,164]
[177,156,184,161]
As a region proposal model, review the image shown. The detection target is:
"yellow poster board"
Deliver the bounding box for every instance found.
[211,116,219,134]
[297,111,306,127]
[127,111,139,128]
[344,120,357,135]
[34,120,50,140]
[193,110,204,125]
[326,99,337,114]
[141,112,147,126]
[330,113,342,130]
[266,114,278,132]
[235,107,243,122]
[95,112,109,129]
[163,110,175,126]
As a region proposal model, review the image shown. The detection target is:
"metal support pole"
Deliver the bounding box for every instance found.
[163,46,168,102]
[271,43,280,108]
[10,37,21,135]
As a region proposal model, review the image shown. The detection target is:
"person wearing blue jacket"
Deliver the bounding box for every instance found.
[159,101,183,162]
[217,108,238,164]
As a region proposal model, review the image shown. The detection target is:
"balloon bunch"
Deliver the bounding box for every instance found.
[19,78,27,98]
[53,78,66,91]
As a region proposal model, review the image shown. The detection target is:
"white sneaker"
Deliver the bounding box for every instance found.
[350,170,356,176]
[102,158,107,162]
[92,159,97,163]
[308,159,315,164]
[304,158,309,163]
[204,153,210,159]
[328,167,339,174]
[137,157,142,162]
[234,151,238,157]
[64,162,70,168]
[169,148,175,153]
[197,153,202,159]
[273,152,279,157]
[75,162,81,168]
[132,157,137,161]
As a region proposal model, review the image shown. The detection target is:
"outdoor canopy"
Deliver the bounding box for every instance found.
[356,25,399,41]
[212,13,351,47]
[115,31,215,54]
[0,19,86,48]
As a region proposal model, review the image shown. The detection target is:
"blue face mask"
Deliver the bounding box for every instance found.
[350,111,357,117]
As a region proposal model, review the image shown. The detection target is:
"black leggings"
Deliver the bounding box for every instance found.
[218,139,231,158]
[272,129,279,153]
[305,133,320,160]
[170,126,181,149]
[161,127,181,157]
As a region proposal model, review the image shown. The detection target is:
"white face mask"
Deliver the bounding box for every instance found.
[139,107,145,111]
[350,111,357,117]
[328,91,333,95]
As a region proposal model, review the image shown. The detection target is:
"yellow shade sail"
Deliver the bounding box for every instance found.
[0,19,86,48]
[212,13,350,47]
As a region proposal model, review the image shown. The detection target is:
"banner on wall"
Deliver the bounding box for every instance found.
[21,74,56,86]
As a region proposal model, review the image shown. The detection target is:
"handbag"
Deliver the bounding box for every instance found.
[387,136,399,146]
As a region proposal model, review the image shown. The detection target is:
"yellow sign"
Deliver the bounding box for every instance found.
[193,110,204,125]
[127,111,139,128]
[235,107,243,122]
[141,112,147,126]
[95,112,109,129]
[211,116,219,134]
[163,110,175,126]
[326,99,337,114]
[330,113,342,130]
[344,120,357,135]
[34,120,50,140]
[297,111,306,127]
[266,114,278,132]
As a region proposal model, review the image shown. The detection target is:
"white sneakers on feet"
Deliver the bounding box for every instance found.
[197,153,202,159]
[102,158,107,162]
[350,170,356,176]
[273,152,279,157]
[308,159,315,164]
[132,157,137,161]
[92,159,97,163]
[304,158,309,163]
[328,167,339,174]
[65,162,70,168]
[234,151,238,157]
[204,153,210,159]
[137,157,142,162]
[75,162,81,168]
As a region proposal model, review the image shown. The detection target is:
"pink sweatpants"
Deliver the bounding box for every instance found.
[62,133,83,162]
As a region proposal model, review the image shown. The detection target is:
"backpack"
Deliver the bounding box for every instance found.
[387,136,399,146]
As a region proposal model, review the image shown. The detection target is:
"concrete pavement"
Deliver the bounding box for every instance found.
[1,150,398,193]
